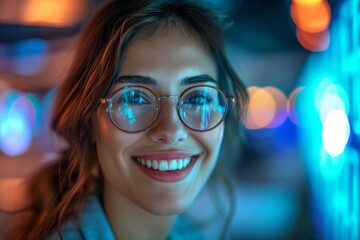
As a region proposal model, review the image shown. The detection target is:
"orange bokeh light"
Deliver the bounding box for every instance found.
[292,0,323,4]
[20,0,86,27]
[296,28,330,52]
[290,0,331,33]
[244,86,259,129]
[245,87,276,130]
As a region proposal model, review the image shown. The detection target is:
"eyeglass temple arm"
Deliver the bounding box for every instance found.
[100,98,112,104]
[228,97,236,103]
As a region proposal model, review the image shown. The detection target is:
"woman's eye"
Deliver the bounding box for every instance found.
[119,91,149,105]
[185,93,212,105]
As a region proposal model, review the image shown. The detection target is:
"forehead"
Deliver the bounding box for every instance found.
[118,26,217,89]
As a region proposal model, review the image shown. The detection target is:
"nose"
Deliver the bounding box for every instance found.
[146,97,188,144]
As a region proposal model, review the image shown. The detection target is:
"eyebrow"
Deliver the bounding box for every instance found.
[116,75,157,85]
[115,74,217,86]
[180,75,218,86]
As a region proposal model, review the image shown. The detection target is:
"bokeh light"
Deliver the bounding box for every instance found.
[351,81,360,136]
[11,38,49,76]
[287,87,305,126]
[319,93,345,124]
[322,109,350,158]
[264,87,288,128]
[0,91,32,156]
[245,87,276,129]
[10,94,40,133]
[313,77,333,110]
[290,0,332,52]
[20,0,87,27]
[290,0,331,33]
[319,144,346,180]
[292,0,323,3]
[296,0,359,238]
[27,94,42,132]
[313,81,349,124]
[296,28,330,52]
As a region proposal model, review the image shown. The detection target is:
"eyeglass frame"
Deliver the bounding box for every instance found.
[99,84,236,133]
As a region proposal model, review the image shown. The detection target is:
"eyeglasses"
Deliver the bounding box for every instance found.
[100,84,235,133]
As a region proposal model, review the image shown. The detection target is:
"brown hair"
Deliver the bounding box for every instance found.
[12,0,248,239]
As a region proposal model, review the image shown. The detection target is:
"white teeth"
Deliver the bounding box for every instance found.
[169,160,177,170]
[178,159,183,169]
[135,157,193,171]
[152,160,159,170]
[184,158,190,166]
[159,161,168,171]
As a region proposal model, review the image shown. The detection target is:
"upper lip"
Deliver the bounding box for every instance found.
[132,151,199,160]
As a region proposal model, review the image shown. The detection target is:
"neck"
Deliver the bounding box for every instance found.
[103,181,176,240]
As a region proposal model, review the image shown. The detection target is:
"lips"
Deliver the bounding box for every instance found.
[132,152,199,182]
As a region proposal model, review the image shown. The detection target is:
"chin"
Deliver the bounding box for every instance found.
[139,197,194,216]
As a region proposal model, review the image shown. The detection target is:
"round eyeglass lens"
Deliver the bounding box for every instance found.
[179,86,227,131]
[108,86,158,132]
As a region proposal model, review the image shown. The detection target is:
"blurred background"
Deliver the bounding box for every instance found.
[0,0,359,239]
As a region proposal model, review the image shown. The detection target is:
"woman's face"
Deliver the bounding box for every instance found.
[94,26,224,216]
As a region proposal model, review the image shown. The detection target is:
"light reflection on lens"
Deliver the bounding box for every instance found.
[108,86,228,132]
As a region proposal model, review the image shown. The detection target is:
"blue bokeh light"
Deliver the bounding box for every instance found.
[11,38,49,76]
[0,91,32,156]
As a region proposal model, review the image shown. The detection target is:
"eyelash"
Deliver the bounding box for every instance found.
[118,92,150,104]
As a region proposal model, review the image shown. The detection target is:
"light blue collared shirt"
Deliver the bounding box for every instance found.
[49,195,203,240]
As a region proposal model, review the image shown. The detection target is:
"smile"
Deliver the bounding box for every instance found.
[132,152,199,182]
[135,157,192,171]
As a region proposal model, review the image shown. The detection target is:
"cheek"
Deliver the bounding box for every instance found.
[218,124,225,142]
[203,124,224,152]
[93,110,137,163]
[94,110,141,185]
[95,111,120,148]
[191,123,224,159]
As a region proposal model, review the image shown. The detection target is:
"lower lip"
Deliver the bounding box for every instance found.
[134,157,197,183]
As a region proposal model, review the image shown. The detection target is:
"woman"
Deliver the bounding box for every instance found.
[12,0,248,239]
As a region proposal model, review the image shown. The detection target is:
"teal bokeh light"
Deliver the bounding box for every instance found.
[318,84,349,123]
[0,90,33,156]
[351,80,360,136]
[298,0,359,239]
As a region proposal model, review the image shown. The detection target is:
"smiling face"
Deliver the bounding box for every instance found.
[93,26,224,216]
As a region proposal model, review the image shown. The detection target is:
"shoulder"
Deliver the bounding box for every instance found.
[47,195,115,240]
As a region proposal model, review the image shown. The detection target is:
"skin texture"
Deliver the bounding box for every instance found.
[93,26,224,240]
